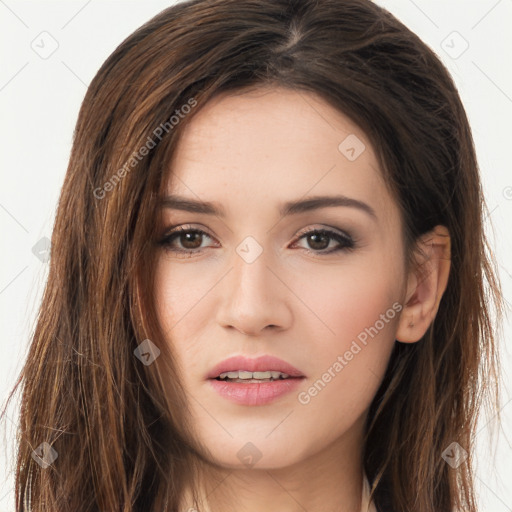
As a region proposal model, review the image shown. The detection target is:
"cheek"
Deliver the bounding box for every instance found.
[153,261,211,375]
[291,256,403,409]
[154,259,215,331]
[291,279,400,446]
[293,255,403,344]
[326,275,400,347]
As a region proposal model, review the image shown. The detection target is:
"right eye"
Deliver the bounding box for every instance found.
[158,226,218,257]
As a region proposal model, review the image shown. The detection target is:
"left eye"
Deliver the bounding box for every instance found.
[158,226,356,256]
[293,228,355,253]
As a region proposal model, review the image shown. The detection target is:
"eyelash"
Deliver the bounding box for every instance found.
[157,225,356,258]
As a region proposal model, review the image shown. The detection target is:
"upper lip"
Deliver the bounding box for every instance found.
[206,355,305,379]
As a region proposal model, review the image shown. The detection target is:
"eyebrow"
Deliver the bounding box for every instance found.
[158,194,377,220]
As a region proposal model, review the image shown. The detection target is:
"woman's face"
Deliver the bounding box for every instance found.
[154,86,408,469]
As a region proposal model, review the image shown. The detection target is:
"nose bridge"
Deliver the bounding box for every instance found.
[216,234,291,334]
[230,235,274,304]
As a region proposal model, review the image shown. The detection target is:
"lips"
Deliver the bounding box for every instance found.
[206,355,305,380]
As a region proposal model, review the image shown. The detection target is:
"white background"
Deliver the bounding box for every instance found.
[0,1,511,510]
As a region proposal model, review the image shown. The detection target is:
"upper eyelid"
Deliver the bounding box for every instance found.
[294,225,352,240]
[164,223,350,236]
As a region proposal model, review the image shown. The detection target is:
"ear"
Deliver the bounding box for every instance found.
[396,225,451,343]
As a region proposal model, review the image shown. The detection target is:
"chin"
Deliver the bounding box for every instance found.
[202,437,306,471]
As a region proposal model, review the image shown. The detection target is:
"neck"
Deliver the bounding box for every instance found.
[179,413,367,512]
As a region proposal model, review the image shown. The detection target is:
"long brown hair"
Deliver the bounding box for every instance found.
[2,0,504,510]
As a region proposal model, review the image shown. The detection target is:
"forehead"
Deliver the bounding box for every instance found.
[165,87,399,227]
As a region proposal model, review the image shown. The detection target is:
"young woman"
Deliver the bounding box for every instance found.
[3,0,504,510]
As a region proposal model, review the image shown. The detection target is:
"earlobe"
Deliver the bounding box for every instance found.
[396,225,451,343]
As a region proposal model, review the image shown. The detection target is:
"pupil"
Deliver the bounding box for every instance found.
[309,233,328,250]
[181,232,202,249]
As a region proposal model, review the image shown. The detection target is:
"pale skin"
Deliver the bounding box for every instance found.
[153,86,451,512]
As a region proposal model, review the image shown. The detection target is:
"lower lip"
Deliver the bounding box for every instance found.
[207,377,305,405]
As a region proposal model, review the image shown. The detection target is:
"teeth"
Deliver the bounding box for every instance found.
[218,370,290,380]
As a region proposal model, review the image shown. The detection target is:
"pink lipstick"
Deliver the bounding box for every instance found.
[206,355,305,406]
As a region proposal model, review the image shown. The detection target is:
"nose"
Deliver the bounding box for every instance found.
[215,244,292,336]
